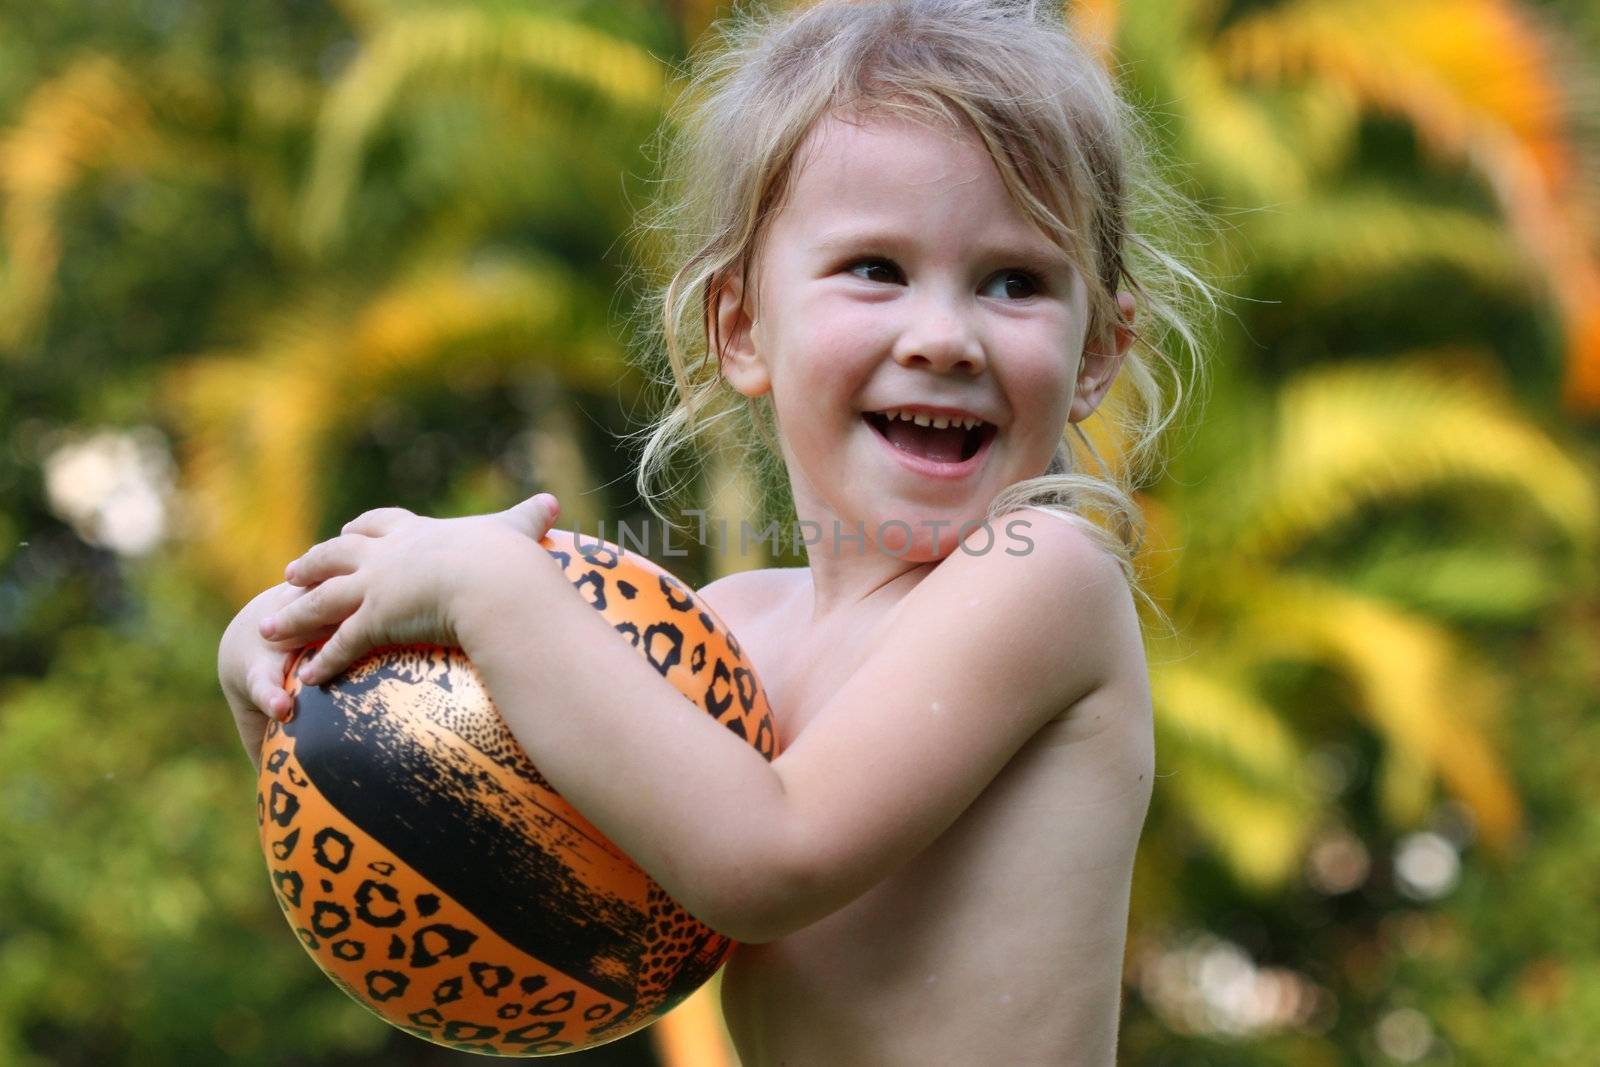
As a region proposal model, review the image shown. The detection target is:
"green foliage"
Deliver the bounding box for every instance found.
[0,563,390,1064]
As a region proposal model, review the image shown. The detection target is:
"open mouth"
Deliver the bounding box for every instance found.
[862,410,997,464]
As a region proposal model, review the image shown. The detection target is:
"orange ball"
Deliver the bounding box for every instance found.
[257,530,777,1056]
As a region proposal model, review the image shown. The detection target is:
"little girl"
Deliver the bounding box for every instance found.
[219,1,1214,1062]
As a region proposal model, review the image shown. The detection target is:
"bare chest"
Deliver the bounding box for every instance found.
[747,607,887,749]
[719,586,1153,1066]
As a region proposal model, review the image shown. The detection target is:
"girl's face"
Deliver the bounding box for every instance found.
[718,111,1126,560]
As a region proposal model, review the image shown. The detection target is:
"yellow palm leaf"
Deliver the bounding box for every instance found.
[1218,0,1574,177]
[1152,661,1307,793]
[1150,660,1318,887]
[1112,0,1324,206]
[1172,49,1317,207]
[1144,352,1596,882]
[1163,759,1315,889]
[1237,572,1522,848]
[1345,541,1566,621]
[1238,188,1531,302]
[1215,0,1600,411]
[299,7,666,252]
[163,258,624,601]
[0,58,153,352]
[1234,352,1600,562]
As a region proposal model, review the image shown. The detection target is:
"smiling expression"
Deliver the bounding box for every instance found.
[717,110,1109,561]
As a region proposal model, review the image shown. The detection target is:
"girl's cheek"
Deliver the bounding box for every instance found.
[1006,327,1080,393]
[812,307,892,361]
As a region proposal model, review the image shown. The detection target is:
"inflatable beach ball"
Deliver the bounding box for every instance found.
[256,530,778,1055]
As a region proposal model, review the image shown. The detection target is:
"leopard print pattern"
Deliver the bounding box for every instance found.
[257,530,778,1055]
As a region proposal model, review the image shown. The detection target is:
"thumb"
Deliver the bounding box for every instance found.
[503,492,560,536]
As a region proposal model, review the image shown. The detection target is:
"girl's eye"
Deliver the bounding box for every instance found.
[848,258,903,284]
[981,269,1043,300]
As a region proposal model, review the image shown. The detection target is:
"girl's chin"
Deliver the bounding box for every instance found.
[825,505,988,561]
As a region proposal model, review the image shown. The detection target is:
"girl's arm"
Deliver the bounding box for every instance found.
[457,511,1138,943]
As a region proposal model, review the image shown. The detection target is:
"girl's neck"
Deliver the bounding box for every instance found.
[799,535,939,623]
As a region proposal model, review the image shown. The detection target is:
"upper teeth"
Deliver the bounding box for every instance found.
[878,409,985,431]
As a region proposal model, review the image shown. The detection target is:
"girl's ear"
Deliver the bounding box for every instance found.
[710,260,771,399]
[1069,291,1136,424]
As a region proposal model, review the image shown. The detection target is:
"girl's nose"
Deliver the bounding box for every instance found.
[890,302,987,376]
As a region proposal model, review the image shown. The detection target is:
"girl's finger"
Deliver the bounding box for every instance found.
[263,687,291,720]
[342,506,415,538]
[248,661,292,720]
[537,493,560,530]
[504,493,560,537]
[260,577,363,641]
[260,618,337,651]
[296,606,370,687]
[285,534,366,586]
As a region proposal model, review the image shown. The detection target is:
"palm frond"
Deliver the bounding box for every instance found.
[163,257,625,601]
[1265,76,1363,178]
[0,58,153,353]
[1232,353,1600,561]
[1342,541,1567,622]
[299,7,666,253]
[1237,572,1522,848]
[1163,759,1315,889]
[1217,0,1576,181]
[1215,0,1600,411]
[1238,188,1533,303]
[1169,50,1315,208]
[1150,660,1317,887]
[1153,661,1306,793]
[235,64,335,256]
[393,80,653,243]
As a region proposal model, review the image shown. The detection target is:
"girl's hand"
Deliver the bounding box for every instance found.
[257,493,561,689]
[218,581,328,772]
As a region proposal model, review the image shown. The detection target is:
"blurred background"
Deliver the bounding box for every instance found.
[1,0,1597,1064]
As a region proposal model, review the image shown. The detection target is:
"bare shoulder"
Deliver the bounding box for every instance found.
[992,506,1130,596]
[924,507,1142,706]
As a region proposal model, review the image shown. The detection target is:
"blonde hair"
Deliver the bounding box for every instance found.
[622,0,1221,629]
